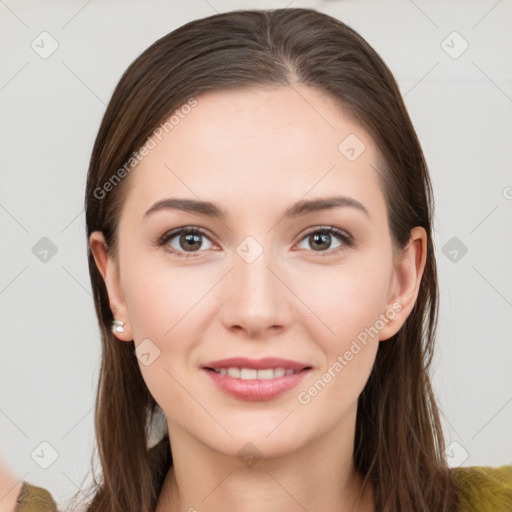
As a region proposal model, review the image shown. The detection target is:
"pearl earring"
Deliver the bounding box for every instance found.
[111,319,125,334]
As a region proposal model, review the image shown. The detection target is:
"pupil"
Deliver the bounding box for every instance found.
[182,233,201,251]
[312,233,330,250]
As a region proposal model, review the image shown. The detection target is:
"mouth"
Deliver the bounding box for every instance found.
[203,366,307,379]
[201,357,312,400]
[201,356,311,378]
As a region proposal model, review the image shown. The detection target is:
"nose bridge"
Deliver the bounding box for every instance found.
[234,234,278,307]
[221,233,287,334]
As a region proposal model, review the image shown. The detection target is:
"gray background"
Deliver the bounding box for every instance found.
[1,0,511,507]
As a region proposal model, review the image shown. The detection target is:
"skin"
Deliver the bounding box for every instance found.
[90,85,427,512]
[0,460,22,512]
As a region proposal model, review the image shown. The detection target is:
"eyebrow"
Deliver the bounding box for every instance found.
[143,195,370,221]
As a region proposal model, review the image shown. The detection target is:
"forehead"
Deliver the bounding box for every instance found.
[122,85,386,220]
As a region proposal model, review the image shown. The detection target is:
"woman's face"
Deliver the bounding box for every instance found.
[91,85,425,461]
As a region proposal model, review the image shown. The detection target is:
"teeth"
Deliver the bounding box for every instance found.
[274,368,285,378]
[227,367,241,378]
[212,367,300,380]
[256,369,274,380]
[241,368,258,380]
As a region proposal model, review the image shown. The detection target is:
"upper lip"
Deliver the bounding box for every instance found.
[201,357,311,371]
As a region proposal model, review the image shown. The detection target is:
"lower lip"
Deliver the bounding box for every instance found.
[202,368,311,401]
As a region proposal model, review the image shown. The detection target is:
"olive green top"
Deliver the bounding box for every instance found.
[15,480,58,512]
[14,465,512,511]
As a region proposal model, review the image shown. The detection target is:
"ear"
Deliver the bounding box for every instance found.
[89,231,133,342]
[379,226,428,341]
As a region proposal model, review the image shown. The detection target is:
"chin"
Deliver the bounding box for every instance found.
[198,422,311,462]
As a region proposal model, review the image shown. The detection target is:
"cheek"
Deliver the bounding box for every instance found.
[120,260,218,408]
[290,257,392,402]
[293,285,384,418]
[292,257,393,349]
[122,252,213,341]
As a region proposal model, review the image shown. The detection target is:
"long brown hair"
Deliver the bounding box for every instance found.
[76,7,459,512]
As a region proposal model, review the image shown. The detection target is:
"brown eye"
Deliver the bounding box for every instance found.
[158,227,214,257]
[297,227,352,256]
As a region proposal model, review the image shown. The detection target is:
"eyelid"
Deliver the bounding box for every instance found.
[299,225,353,245]
[295,225,354,256]
[156,226,215,245]
[156,226,219,257]
[156,225,354,258]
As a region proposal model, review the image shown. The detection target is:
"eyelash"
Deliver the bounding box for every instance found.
[156,226,354,259]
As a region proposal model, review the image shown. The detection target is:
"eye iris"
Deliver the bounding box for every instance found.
[181,233,202,251]
[310,232,331,251]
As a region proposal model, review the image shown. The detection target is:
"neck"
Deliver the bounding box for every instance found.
[156,405,374,512]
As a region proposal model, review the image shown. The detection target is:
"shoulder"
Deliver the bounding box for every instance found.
[451,464,512,512]
[15,481,59,512]
[10,467,512,512]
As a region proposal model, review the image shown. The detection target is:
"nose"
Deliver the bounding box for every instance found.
[219,240,291,338]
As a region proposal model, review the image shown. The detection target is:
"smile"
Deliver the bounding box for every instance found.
[207,367,301,379]
[201,357,312,400]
